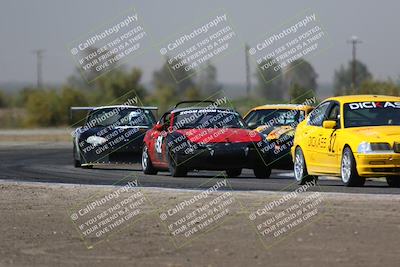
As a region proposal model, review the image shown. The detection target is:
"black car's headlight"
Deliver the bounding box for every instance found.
[86,136,107,146]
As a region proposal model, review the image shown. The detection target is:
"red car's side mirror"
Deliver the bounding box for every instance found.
[154,123,163,131]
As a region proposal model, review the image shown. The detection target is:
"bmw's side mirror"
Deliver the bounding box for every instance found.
[323,120,337,129]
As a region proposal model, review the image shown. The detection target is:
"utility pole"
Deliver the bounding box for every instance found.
[33,49,45,88]
[347,36,362,93]
[245,44,251,98]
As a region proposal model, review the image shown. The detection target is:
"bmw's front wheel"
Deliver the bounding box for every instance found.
[341,147,365,187]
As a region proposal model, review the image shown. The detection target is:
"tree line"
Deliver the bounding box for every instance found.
[0,48,399,128]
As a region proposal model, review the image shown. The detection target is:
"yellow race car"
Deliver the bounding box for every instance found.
[292,95,400,187]
[244,104,314,170]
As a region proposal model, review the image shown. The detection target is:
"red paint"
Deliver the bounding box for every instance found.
[176,128,261,143]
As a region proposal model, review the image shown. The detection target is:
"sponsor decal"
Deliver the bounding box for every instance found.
[348,102,400,110]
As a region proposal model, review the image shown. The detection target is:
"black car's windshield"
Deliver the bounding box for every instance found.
[344,102,400,128]
[245,109,305,128]
[173,109,246,129]
[86,107,156,127]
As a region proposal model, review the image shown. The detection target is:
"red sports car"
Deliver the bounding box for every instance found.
[141,101,271,178]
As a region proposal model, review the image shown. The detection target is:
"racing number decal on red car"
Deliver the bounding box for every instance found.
[155,135,163,154]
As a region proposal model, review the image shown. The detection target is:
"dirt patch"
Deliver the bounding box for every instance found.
[1,181,400,266]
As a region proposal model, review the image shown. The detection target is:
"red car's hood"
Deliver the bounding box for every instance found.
[176,128,261,143]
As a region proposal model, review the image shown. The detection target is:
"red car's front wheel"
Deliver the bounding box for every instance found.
[142,145,158,175]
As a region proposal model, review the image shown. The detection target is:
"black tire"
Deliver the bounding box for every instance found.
[293,147,317,185]
[341,146,365,187]
[253,165,271,179]
[226,169,242,178]
[142,145,158,175]
[74,159,81,168]
[73,143,81,168]
[74,142,93,169]
[386,176,400,187]
[167,150,187,177]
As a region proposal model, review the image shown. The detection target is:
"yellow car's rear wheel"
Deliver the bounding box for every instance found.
[294,147,317,185]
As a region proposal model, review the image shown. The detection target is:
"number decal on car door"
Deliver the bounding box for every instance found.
[328,132,337,153]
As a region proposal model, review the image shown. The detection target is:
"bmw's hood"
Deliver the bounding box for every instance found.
[176,128,261,143]
[346,126,400,143]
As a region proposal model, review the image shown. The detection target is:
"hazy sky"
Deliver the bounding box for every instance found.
[0,0,399,86]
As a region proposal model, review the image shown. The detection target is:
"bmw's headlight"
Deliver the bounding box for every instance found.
[357,141,391,153]
[357,142,372,153]
[86,136,107,146]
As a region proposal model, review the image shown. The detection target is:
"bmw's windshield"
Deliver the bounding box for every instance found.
[344,102,400,128]
[173,109,246,129]
[86,108,156,127]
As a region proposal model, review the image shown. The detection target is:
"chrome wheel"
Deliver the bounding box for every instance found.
[341,150,351,183]
[294,148,304,182]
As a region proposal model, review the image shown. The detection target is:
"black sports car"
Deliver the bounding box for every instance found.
[72,105,157,168]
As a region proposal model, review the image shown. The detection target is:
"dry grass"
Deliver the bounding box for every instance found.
[0,128,72,142]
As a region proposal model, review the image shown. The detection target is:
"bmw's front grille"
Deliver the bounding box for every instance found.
[371,167,400,173]
[370,143,391,151]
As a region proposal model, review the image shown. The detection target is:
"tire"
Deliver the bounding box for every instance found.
[253,165,271,179]
[386,176,400,187]
[226,169,242,178]
[74,159,81,168]
[167,150,187,177]
[73,143,81,168]
[142,144,158,175]
[341,146,365,187]
[294,147,317,185]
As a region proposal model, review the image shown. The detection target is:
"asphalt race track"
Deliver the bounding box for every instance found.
[1,143,400,194]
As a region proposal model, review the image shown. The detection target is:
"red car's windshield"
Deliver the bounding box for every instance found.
[173,109,246,129]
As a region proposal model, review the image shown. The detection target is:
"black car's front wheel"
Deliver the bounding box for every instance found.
[74,142,94,169]
[73,143,81,168]
[142,145,158,175]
